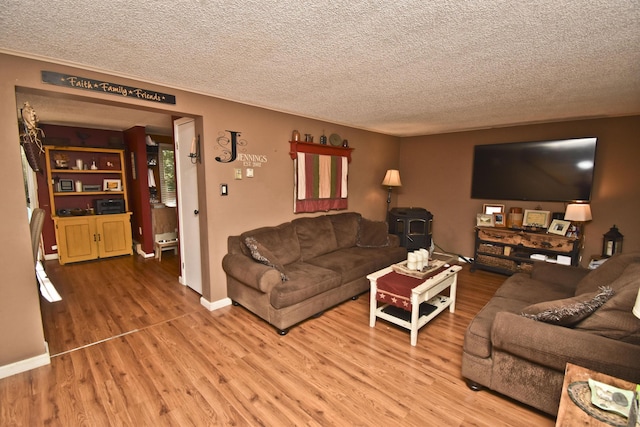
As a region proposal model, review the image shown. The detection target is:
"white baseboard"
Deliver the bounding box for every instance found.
[0,342,50,380]
[135,244,155,258]
[43,253,58,261]
[200,296,232,311]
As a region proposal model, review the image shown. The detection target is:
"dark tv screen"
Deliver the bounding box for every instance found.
[471,137,597,202]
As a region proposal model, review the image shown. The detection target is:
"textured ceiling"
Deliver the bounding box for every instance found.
[2,1,640,136]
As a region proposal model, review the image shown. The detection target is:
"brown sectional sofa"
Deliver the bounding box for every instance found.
[222,212,407,334]
[462,252,640,416]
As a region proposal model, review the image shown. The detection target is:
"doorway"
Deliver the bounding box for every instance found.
[14,89,205,296]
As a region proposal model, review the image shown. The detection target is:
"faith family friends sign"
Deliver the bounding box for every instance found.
[41,71,176,105]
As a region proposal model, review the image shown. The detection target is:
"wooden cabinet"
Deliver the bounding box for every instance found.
[472,227,581,275]
[45,146,133,264]
[54,214,133,264]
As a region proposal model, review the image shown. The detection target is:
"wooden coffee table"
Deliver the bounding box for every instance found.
[367,262,461,346]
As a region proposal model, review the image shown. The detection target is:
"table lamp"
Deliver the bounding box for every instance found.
[564,203,592,238]
[382,169,402,211]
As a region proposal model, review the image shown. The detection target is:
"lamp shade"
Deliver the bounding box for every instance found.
[382,169,402,187]
[634,287,640,319]
[564,203,592,222]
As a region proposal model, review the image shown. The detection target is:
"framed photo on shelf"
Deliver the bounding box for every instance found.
[476,213,494,227]
[103,179,122,191]
[493,212,506,227]
[483,204,505,215]
[548,219,571,236]
[523,209,551,228]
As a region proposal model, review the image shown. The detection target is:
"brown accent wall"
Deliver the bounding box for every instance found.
[398,116,640,264]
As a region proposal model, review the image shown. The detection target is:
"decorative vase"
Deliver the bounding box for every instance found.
[292,130,300,142]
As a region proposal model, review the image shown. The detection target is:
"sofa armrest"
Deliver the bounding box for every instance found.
[530,262,589,292]
[491,312,640,375]
[222,253,282,293]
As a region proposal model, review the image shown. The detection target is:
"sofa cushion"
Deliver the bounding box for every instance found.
[521,286,614,326]
[574,264,640,344]
[357,218,389,248]
[244,237,288,281]
[292,216,338,261]
[575,253,640,295]
[464,296,533,359]
[241,222,301,265]
[493,272,575,303]
[328,212,361,249]
[269,262,341,309]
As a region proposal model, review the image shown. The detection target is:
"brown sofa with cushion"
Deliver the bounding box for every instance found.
[222,212,407,334]
[462,252,640,416]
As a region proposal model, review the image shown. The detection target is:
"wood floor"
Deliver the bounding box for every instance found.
[1,254,555,426]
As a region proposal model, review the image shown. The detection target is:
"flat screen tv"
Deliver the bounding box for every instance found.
[471,137,597,202]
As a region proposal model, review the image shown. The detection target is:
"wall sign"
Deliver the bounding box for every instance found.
[238,153,268,167]
[41,71,176,105]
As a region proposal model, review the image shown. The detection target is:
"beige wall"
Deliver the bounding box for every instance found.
[399,116,640,263]
[0,53,400,369]
[0,61,49,366]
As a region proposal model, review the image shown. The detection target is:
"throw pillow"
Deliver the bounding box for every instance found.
[521,286,614,326]
[244,237,288,281]
[356,218,389,248]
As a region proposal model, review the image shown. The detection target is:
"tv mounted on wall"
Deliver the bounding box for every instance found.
[471,137,597,202]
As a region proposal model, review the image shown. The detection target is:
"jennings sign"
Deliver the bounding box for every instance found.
[41,71,176,105]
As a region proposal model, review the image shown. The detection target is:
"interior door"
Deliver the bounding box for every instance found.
[173,118,202,294]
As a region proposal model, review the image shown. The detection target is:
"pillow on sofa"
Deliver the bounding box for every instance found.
[356,218,389,248]
[521,286,614,326]
[574,265,640,344]
[244,237,288,281]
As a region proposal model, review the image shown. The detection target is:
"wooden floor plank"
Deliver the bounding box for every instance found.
[1,255,555,426]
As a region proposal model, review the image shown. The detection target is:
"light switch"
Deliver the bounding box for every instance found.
[234,168,242,180]
[246,168,254,178]
[220,184,228,196]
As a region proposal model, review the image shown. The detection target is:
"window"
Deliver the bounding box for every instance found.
[158,143,177,207]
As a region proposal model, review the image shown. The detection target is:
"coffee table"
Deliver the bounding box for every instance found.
[367,260,461,346]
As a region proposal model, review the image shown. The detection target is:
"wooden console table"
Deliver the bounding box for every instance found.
[472,227,581,275]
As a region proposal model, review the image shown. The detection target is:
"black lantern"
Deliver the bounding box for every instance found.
[602,225,623,257]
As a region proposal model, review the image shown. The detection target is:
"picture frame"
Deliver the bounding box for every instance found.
[548,219,571,236]
[476,213,494,227]
[57,179,74,192]
[493,212,506,227]
[483,204,505,215]
[522,209,551,228]
[103,178,122,191]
